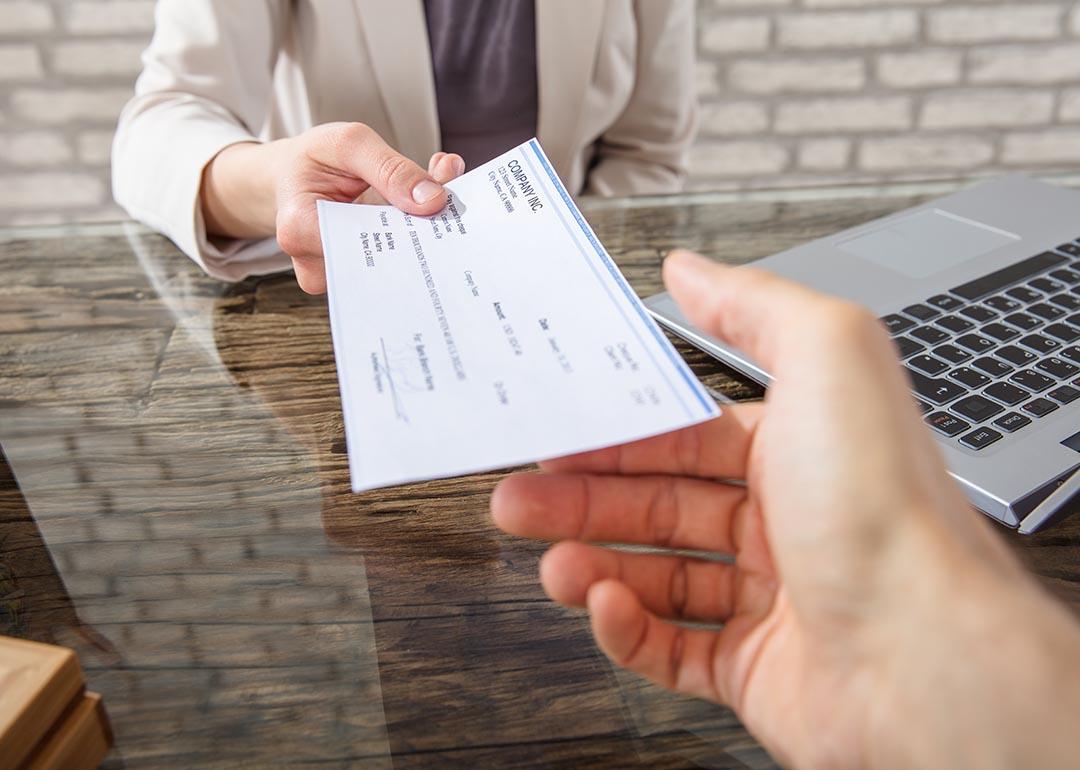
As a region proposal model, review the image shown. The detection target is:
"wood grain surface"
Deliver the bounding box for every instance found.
[1,192,1077,769]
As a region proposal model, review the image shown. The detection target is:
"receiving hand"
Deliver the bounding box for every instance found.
[492,250,1080,769]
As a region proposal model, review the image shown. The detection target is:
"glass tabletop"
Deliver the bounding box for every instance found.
[2,185,1077,768]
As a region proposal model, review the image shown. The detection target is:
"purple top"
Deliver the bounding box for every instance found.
[423,0,538,170]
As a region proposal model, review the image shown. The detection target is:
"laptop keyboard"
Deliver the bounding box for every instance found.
[882,239,1080,452]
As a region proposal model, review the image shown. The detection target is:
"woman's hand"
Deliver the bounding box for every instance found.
[200,122,464,293]
[492,251,1080,770]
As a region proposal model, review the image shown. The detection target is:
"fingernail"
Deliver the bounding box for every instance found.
[412,179,443,204]
[451,156,466,177]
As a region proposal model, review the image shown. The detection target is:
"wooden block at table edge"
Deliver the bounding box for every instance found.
[0,637,85,770]
[23,692,112,770]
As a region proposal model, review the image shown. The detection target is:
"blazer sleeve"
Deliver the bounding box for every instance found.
[583,0,698,197]
[112,0,292,281]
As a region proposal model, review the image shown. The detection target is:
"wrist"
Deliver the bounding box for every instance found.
[870,552,1080,770]
[200,140,281,239]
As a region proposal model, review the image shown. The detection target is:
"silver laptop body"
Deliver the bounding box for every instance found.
[645,175,1080,533]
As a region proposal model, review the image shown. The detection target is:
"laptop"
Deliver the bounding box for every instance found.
[645,175,1080,534]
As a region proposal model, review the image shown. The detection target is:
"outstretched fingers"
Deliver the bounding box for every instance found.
[493,471,748,555]
[587,579,757,705]
[540,541,736,622]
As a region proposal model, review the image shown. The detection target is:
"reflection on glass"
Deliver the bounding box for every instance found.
[1,225,391,767]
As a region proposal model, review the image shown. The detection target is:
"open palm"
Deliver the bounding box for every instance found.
[493,406,868,769]
[492,251,1005,770]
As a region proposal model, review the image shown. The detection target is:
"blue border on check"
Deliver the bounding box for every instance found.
[525,138,716,418]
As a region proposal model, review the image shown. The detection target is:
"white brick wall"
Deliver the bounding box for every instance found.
[694,0,1080,191]
[0,0,154,224]
[2,1,1080,225]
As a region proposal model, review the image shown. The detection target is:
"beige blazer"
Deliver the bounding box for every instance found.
[112,0,697,282]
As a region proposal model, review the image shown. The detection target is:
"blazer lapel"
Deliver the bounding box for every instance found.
[353,0,440,163]
[536,0,606,177]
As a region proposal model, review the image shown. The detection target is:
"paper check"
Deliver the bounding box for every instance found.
[318,139,719,491]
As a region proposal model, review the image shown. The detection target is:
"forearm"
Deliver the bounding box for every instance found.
[200,140,283,239]
[585,153,684,196]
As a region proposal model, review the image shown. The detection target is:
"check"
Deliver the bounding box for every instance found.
[318,139,719,492]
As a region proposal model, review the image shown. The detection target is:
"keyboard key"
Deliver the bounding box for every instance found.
[934,344,971,364]
[882,314,917,334]
[915,400,932,415]
[903,303,940,321]
[1049,385,1080,404]
[910,325,950,345]
[906,369,966,405]
[936,315,975,334]
[1003,312,1041,331]
[960,305,997,323]
[1060,346,1080,364]
[881,314,915,335]
[908,354,949,376]
[985,295,1022,313]
[926,412,970,437]
[927,294,964,311]
[1029,302,1065,320]
[1030,277,1065,294]
[993,412,1032,433]
[959,427,1003,450]
[1058,242,1080,257]
[984,381,1029,406]
[1006,286,1043,303]
[950,367,989,388]
[981,322,1019,342]
[952,252,1066,301]
[1067,312,1080,327]
[951,395,1004,422]
[1049,293,1080,311]
[1019,334,1061,355]
[1044,323,1080,343]
[972,357,1013,377]
[996,345,1037,366]
[1011,370,1055,392]
[893,336,925,359]
[956,333,996,354]
[1050,268,1080,285]
[1037,357,1080,379]
[1023,398,1059,418]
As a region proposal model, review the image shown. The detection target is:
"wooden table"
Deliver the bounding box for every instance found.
[2,187,1078,769]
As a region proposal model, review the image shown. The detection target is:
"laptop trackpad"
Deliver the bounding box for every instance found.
[838,209,1019,279]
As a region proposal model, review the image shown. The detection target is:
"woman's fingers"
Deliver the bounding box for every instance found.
[429,152,466,183]
[428,152,447,174]
[538,402,762,480]
[493,472,747,554]
[313,122,448,214]
[278,191,332,293]
[281,133,464,294]
[354,152,465,207]
[541,541,736,622]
